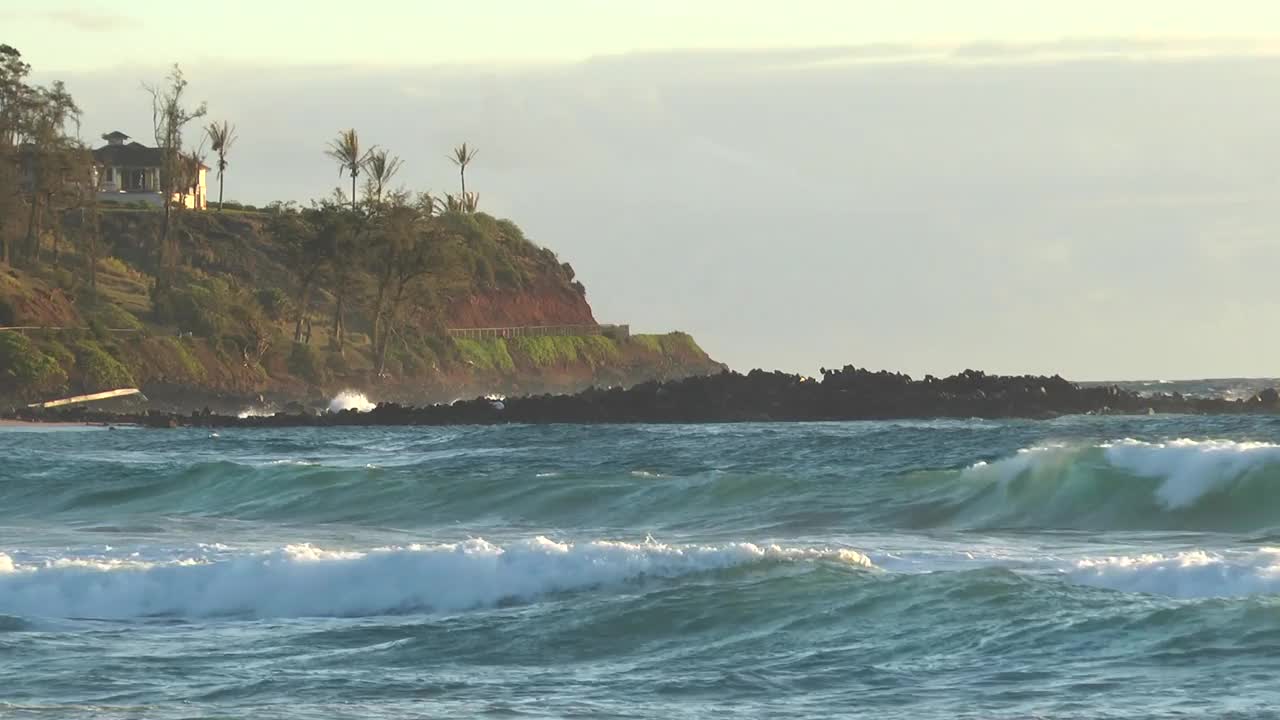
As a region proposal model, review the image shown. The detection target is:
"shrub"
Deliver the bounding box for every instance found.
[0,333,67,397]
[73,341,135,391]
[255,288,290,321]
[142,337,207,382]
[326,350,349,375]
[632,335,663,354]
[0,296,15,326]
[454,338,514,373]
[35,339,75,369]
[89,303,144,331]
[288,341,328,385]
[97,256,130,276]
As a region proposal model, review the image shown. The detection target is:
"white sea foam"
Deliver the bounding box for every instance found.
[964,443,1070,480]
[0,538,872,620]
[328,391,376,413]
[963,438,1280,510]
[1100,438,1280,508]
[236,405,277,419]
[1069,548,1280,598]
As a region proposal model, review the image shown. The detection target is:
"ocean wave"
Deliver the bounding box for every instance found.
[328,391,375,413]
[0,538,872,620]
[909,438,1280,531]
[1069,548,1280,598]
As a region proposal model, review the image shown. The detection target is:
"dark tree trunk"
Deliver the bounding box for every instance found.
[157,198,172,288]
[332,287,346,354]
[87,204,99,294]
[23,194,40,265]
[293,273,315,343]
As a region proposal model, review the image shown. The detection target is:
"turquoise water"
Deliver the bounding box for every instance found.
[5,415,1280,718]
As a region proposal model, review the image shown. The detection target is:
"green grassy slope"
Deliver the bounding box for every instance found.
[0,208,722,408]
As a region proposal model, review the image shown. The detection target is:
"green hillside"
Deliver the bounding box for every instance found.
[0,207,721,409]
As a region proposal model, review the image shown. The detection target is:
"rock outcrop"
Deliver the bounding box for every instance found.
[14,365,1280,428]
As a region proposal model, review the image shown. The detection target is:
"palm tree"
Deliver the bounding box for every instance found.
[326,129,373,211]
[449,142,478,198]
[205,120,236,211]
[363,149,403,207]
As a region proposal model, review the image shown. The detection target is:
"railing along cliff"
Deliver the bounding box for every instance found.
[0,326,141,335]
[446,324,630,341]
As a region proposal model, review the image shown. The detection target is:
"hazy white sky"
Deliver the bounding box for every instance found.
[10,0,1280,68]
[13,2,1280,379]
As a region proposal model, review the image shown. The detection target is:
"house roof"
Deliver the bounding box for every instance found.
[101,130,130,141]
[93,141,162,168]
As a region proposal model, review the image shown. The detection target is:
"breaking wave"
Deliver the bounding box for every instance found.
[0,538,872,620]
[1069,548,1280,598]
[328,391,375,413]
[908,438,1280,531]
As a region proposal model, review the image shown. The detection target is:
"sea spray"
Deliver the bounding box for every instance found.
[236,404,278,419]
[328,390,376,413]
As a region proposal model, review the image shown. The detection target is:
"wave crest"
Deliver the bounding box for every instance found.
[1069,548,1280,598]
[912,438,1280,531]
[0,538,872,620]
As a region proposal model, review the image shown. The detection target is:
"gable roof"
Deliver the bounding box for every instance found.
[92,141,211,171]
[93,141,162,167]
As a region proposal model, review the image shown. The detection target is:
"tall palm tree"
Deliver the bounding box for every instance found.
[326,129,373,211]
[449,142,478,198]
[205,120,236,211]
[363,148,403,207]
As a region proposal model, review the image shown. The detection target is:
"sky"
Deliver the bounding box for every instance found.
[12,1,1280,379]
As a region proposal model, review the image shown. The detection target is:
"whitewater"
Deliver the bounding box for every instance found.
[6,413,1280,717]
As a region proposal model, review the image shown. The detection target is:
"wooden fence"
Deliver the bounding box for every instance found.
[446,324,630,341]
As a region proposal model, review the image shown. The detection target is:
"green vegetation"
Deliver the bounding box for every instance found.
[512,335,622,368]
[288,342,328,385]
[0,45,719,405]
[0,333,66,399]
[73,340,134,391]
[632,335,664,354]
[454,338,515,373]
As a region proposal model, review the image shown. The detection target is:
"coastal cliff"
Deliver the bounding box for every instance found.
[0,208,722,411]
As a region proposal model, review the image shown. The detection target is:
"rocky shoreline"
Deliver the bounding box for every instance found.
[7,367,1280,428]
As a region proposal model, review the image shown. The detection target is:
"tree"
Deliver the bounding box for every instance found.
[449,142,478,198]
[205,120,236,210]
[144,64,207,285]
[326,129,373,212]
[268,202,328,343]
[0,45,33,265]
[0,44,32,149]
[368,196,435,375]
[76,144,104,297]
[363,149,402,208]
[19,81,82,267]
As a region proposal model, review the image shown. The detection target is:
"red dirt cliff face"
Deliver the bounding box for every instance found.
[441,279,596,328]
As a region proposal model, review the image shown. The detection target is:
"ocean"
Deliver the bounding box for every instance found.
[5,405,1280,718]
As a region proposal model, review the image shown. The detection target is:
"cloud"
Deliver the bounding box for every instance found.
[43,48,1280,379]
[1,9,131,32]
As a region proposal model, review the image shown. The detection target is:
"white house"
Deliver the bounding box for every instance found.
[93,131,208,210]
